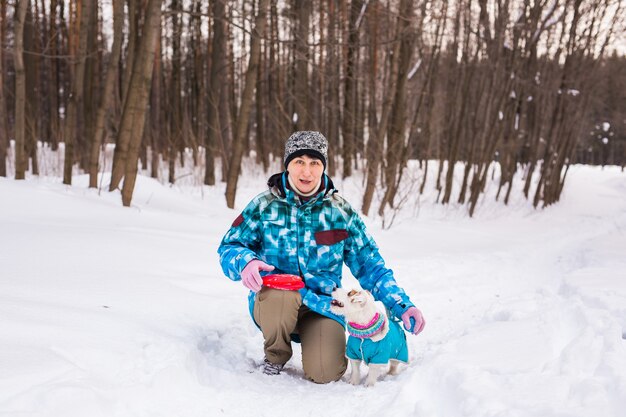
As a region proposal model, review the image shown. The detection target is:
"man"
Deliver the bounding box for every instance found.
[218,131,425,383]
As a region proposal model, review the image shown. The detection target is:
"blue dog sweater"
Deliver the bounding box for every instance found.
[346,318,409,365]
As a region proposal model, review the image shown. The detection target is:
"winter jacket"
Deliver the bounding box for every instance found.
[346,319,409,364]
[217,172,415,326]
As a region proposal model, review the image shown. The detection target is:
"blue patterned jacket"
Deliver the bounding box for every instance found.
[217,172,415,326]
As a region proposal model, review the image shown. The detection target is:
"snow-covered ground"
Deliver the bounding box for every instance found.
[1,161,625,417]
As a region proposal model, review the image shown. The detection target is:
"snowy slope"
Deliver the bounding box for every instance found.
[1,164,625,417]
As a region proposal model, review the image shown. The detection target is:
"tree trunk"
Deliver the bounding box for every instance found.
[47,0,61,150]
[89,0,123,188]
[24,4,39,175]
[441,3,463,205]
[205,0,226,186]
[191,0,204,171]
[341,0,363,178]
[119,0,162,205]
[150,24,162,179]
[293,0,311,130]
[224,0,270,209]
[63,0,92,185]
[378,0,415,216]
[167,0,182,184]
[107,0,160,201]
[0,0,8,177]
[325,0,340,177]
[81,0,98,171]
[121,0,138,106]
[361,0,380,216]
[219,71,231,182]
[110,0,155,190]
[256,45,269,171]
[13,0,29,180]
[267,0,280,158]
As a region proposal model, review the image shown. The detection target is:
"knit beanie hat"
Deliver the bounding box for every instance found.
[283,131,328,169]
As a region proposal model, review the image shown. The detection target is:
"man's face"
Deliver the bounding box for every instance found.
[287,154,324,195]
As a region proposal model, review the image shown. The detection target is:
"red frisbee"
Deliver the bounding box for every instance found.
[262,274,305,291]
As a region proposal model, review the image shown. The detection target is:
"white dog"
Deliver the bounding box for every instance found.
[330,288,408,386]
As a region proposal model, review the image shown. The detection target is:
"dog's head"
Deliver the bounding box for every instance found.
[330,288,375,318]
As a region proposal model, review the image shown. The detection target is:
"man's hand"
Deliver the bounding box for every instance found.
[401,306,425,335]
[241,260,275,292]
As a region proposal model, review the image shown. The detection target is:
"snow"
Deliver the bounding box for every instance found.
[1,162,626,417]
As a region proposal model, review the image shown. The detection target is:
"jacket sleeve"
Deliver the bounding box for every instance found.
[217,198,263,281]
[343,210,415,320]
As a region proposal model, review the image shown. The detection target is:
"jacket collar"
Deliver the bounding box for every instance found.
[267,171,337,205]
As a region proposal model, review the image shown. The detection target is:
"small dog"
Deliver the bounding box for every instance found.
[330,288,408,386]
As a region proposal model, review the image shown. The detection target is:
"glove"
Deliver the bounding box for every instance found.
[401,306,425,335]
[241,260,275,292]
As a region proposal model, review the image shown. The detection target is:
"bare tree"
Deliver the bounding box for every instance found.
[205,0,226,186]
[88,0,123,188]
[63,0,92,185]
[324,0,340,176]
[256,40,269,171]
[1,0,623,215]
[361,0,382,216]
[224,0,270,209]
[117,0,162,206]
[47,0,63,150]
[149,20,163,179]
[23,3,39,175]
[106,0,161,202]
[378,0,415,216]
[0,0,8,177]
[293,0,312,130]
[13,0,29,180]
[341,0,363,178]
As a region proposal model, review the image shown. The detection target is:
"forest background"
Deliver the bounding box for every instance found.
[0,0,624,217]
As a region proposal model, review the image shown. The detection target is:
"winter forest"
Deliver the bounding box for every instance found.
[1,0,624,216]
[2,1,626,416]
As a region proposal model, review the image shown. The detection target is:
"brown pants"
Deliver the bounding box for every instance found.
[253,287,347,383]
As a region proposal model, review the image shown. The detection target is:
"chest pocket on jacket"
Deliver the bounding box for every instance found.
[314,229,349,271]
[315,229,349,245]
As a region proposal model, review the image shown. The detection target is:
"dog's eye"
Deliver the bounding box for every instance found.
[347,289,359,297]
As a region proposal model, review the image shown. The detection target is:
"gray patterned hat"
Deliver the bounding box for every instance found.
[284,131,328,169]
